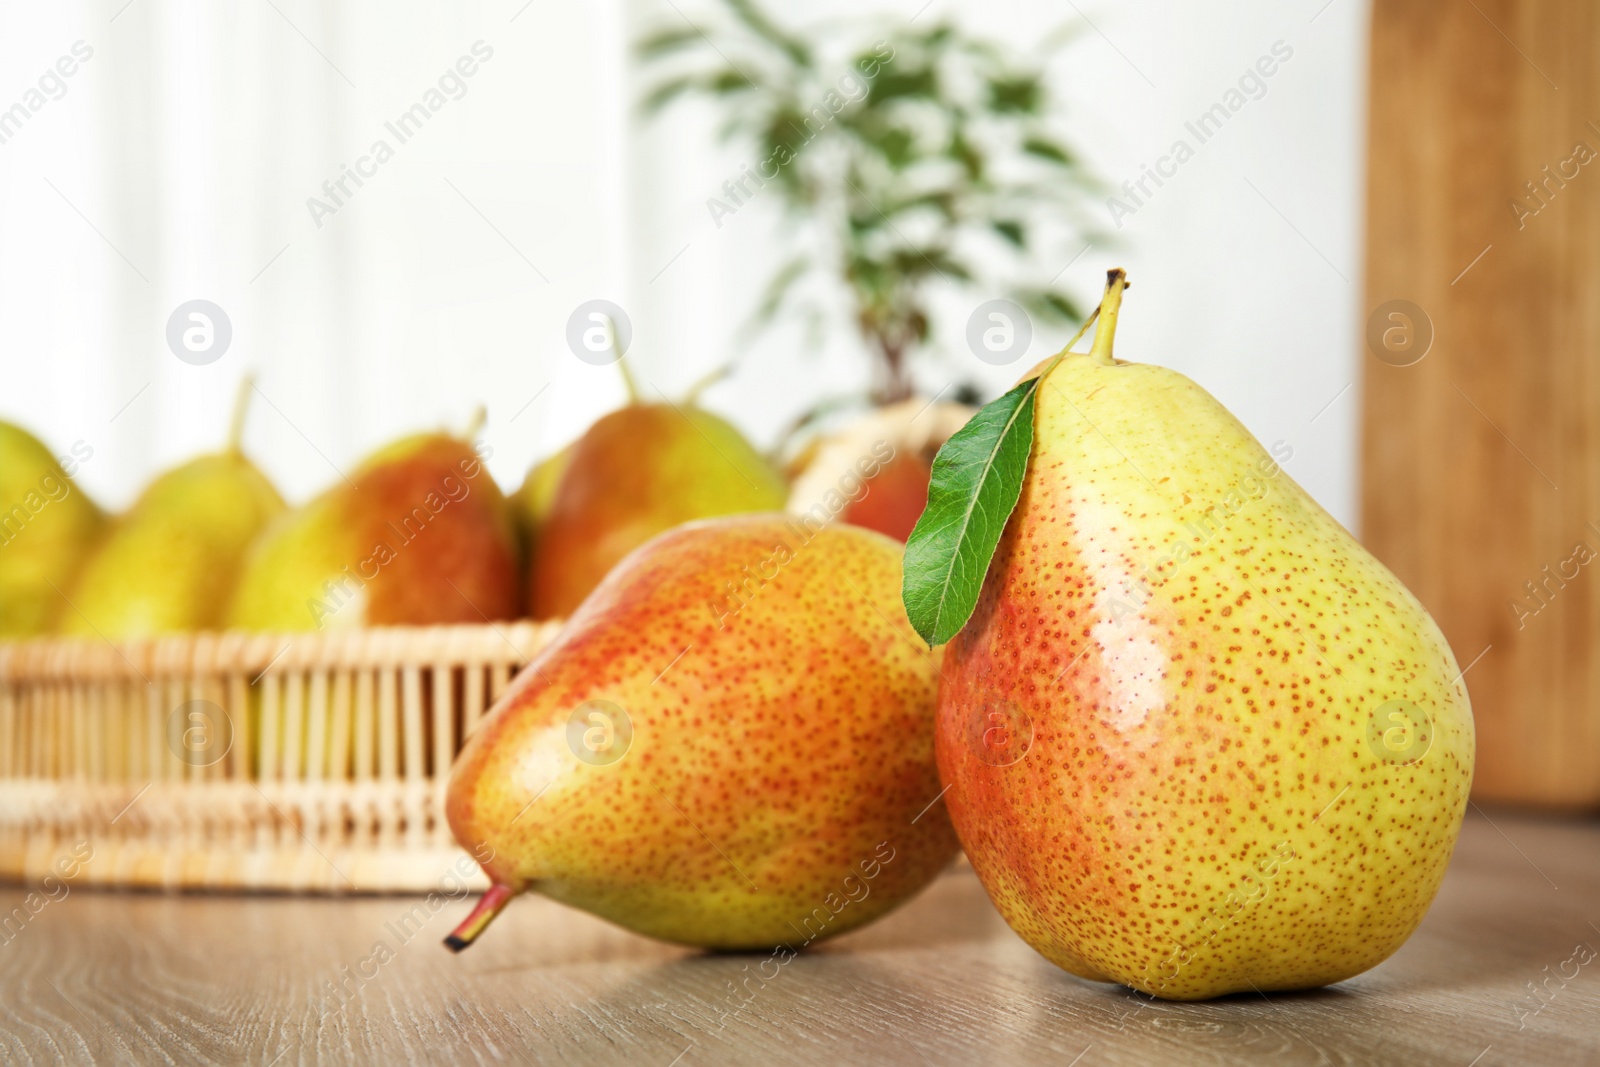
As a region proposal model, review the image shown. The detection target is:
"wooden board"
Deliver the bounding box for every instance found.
[1362,0,1600,807]
[0,810,1596,1065]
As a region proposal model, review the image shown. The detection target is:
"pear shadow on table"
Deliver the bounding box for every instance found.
[536,950,1365,1065]
[805,866,1013,954]
[539,951,1021,1058]
[460,867,1002,978]
[1188,985,1358,1008]
[1042,958,1362,1014]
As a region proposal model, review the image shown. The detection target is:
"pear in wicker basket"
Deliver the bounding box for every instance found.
[509,441,571,569]
[229,419,520,631]
[527,402,787,621]
[0,423,105,636]
[64,380,283,637]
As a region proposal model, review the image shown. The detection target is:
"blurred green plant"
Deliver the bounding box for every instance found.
[638,0,1106,404]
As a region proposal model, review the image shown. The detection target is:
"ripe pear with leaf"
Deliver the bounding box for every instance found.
[903,270,1474,1000]
[528,363,787,619]
[63,379,283,637]
[0,424,104,636]
[444,515,958,951]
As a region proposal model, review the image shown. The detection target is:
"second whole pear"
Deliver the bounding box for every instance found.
[933,271,1473,1000]
[446,515,959,950]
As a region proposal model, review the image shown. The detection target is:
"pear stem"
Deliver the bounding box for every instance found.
[614,347,642,406]
[227,375,255,454]
[443,883,516,952]
[1088,268,1128,365]
[683,361,733,406]
[463,405,487,441]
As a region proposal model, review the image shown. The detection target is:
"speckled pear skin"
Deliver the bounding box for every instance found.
[938,351,1474,1001]
[63,451,283,637]
[529,404,788,619]
[229,434,519,631]
[450,515,959,949]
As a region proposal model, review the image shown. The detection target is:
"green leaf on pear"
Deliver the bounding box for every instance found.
[901,376,1039,646]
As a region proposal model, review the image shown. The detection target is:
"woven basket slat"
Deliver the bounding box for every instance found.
[329,669,352,784]
[306,670,329,783]
[0,622,559,892]
[127,679,146,782]
[55,684,70,778]
[37,683,54,778]
[378,667,399,785]
[15,686,26,775]
[263,672,284,783]
[354,668,375,783]
[463,664,486,737]
[283,669,305,785]
[432,666,453,790]
[85,683,103,782]
[68,682,84,779]
[227,671,250,782]
[160,676,179,780]
[36,686,49,776]
[21,686,35,777]
[402,664,424,783]
[0,685,14,777]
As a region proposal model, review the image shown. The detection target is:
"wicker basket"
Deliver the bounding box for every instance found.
[0,622,560,893]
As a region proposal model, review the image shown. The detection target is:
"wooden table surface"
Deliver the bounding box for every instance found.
[2,809,1596,1066]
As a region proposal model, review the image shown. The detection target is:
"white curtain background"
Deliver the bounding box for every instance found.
[0,0,1365,529]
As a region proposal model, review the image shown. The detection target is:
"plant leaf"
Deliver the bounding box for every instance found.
[991,219,1025,247]
[636,26,708,60]
[1014,287,1082,322]
[988,75,1041,113]
[724,0,812,67]
[639,75,702,114]
[901,377,1039,645]
[710,70,756,94]
[1022,136,1075,166]
[754,254,809,322]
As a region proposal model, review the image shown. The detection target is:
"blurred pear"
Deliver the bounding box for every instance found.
[62,379,283,637]
[229,417,520,631]
[510,441,572,564]
[528,401,787,619]
[782,397,974,543]
[0,425,105,636]
[839,451,931,541]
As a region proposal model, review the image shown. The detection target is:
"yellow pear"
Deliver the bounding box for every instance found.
[62,380,283,637]
[936,272,1474,1000]
[0,425,104,635]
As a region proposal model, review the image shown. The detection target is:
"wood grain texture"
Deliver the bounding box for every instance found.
[0,811,1595,1065]
[1362,0,1600,806]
